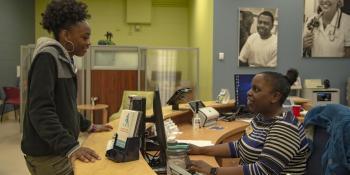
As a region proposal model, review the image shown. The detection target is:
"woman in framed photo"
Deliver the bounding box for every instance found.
[303,0,350,57]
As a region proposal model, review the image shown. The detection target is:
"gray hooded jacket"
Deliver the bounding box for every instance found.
[21,37,91,157]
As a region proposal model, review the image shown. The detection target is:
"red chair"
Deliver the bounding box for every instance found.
[1,87,20,122]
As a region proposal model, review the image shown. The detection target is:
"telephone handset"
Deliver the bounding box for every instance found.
[167,88,192,110]
[216,89,230,104]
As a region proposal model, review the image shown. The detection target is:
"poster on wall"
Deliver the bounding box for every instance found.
[238,8,278,68]
[303,0,350,58]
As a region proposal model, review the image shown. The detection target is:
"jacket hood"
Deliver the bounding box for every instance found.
[32,37,71,61]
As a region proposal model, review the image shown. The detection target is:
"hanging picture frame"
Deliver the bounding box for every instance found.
[302,0,350,58]
[238,8,278,68]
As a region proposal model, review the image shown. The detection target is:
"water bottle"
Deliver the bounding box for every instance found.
[192,102,201,130]
[166,142,190,175]
[193,114,200,130]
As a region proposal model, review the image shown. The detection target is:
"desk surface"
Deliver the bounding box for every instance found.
[74,101,248,175]
[77,104,108,110]
[74,99,311,174]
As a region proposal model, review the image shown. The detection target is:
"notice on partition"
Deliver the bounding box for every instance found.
[115,110,141,148]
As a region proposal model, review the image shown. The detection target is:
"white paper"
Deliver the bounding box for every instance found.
[176,139,214,147]
[106,139,114,150]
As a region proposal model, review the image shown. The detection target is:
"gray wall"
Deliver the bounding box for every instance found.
[213,0,350,105]
[0,0,35,97]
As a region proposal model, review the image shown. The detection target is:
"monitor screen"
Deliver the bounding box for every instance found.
[152,88,167,167]
[234,74,255,107]
[317,92,332,101]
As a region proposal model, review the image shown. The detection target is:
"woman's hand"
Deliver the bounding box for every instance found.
[70,147,100,163]
[303,32,314,49]
[188,144,203,155]
[189,160,212,175]
[91,124,113,132]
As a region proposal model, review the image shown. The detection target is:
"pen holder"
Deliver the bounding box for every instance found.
[105,134,140,163]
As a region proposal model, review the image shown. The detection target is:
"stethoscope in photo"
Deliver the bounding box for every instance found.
[327,10,342,42]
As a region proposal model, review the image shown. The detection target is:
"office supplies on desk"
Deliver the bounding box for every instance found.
[105,97,145,163]
[188,100,206,112]
[105,133,140,163]
[304,79,324,88]
[176,140,214,147]
[216,88,230,104]
[198,107,219,127]
[167,88,192,110]
[303,88,340,106]
[166,142,190,175]
[115,110,141,148]
[221,115,236,122]
[188,100,219,127]
[168,163,192,175]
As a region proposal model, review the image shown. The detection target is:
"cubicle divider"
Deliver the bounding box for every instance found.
[20,45,199,124]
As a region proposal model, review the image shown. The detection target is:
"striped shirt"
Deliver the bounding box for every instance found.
[229,112,309,175]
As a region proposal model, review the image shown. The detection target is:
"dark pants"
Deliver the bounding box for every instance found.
[24,155,74,175]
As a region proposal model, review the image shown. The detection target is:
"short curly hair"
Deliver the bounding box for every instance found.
[41,0,91,40]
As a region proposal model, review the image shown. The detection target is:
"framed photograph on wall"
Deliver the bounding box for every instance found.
[238,8,278,68]
[303,0,350,58]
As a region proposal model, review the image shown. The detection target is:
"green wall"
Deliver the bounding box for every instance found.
[35,0,189,47]
[35,0,213,100]
[189,0,213,100]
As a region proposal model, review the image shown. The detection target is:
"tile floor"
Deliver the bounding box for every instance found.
[0,112,88,175]
[0,112,29,175]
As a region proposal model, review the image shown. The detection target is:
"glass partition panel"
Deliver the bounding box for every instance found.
[73,56,86,105]
[141,48,199,106]
[91,46,139,70]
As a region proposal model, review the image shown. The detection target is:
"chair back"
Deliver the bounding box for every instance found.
[3,87,20,104]
[120,91,154,111]
[110,91,154,121]
[305,104,350,175]
[306,126,350,175]
[305,127,328,175]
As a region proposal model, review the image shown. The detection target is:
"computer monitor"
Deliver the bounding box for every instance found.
[153,88,167,167]
[234,74,255,113]
[143,87,167,170]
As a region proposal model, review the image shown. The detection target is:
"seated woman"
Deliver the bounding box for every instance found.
[189,70,309,175]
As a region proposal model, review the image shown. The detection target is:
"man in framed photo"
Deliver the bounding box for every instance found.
[239,11,277,67]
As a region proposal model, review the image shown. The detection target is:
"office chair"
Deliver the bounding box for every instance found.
[305,104,350,175]
[306,126,350,175]
[1,87,20,122]
[109,91,154,121]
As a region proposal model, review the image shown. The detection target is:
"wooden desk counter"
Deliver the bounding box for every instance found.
[74,119,156,175]
[177,121,249,166]
[74,101,248,174]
